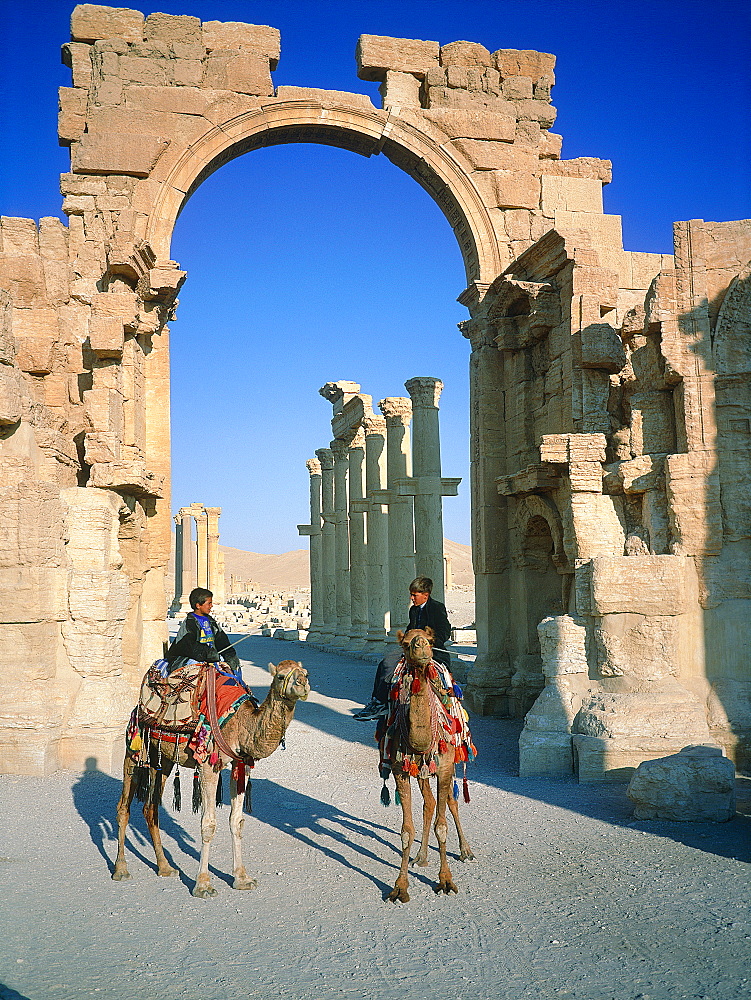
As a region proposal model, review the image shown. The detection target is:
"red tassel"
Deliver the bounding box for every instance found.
[428,664,438,680]
[411,675,421,694]
[232,761,246,795]
[463,776,470,803]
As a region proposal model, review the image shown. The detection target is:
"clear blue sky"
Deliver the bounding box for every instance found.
[1,0,749,552]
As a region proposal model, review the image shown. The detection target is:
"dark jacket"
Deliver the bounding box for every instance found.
[165,613,241,674]
[408,596,452,649]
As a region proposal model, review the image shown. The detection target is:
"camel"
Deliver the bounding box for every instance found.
[384,628,475,903]
[112,659,310,897]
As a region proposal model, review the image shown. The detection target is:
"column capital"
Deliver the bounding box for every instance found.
[306,458,322,476]
[460,317,496,351]
[405,377,443,409]
[349,427,366,450]
[378,396,412,422]
[330,438,349,461]
[319,380,361,412]
[315,447,334,470]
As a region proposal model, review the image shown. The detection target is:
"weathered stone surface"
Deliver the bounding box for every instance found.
[273,86,374,109]
[71,131,169,176]
[492,49,556,84]
[590,555,692,615]
[440,41,492,68]
[202,21,280,64]
[357,34,439,81]
[541,174,603,215]
[71,4,144,44]
[143,12,201,47]
[627,746,735,821]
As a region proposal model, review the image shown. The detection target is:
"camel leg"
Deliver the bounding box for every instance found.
[229,774,256,891]
[192,764,220,898]
[112,757,136,881]
[142,767,176,877]
[388,773,415,903]
[447,792,475,862]
[434,761,458,895]
[414,775,436,867]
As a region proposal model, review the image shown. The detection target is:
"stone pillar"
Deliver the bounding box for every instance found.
[216,551,226,606]
[298,457,324,643]
[205,506,222,600]
[330,438,351,647]
[171,513,183,614]
[316,448,336,643]
[362,415,390,653]
[193,505,209,590]
[378,397,415,637]
[347,428,368,651]
[461,319,509,716]
[179,508,194,610]
[404,377,455,605]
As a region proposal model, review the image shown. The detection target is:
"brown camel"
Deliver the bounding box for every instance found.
[385,628,474,903]
[112,659,310,897]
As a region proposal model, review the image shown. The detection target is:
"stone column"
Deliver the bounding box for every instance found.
[216,551,226,606]
[316,447,336,643]
[362,414,390,653]
[205,506,222,600]
[347,428,368,651]
[405,377,450,604]
[298,457,324,643]
[378,397,415,637]
[193,505,209,590]
[461,319,509,716]
[330,438,351,647]
[171,513,183,614]
[179,508,194,610]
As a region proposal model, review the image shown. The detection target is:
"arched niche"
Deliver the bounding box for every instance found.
[144,101,503,290]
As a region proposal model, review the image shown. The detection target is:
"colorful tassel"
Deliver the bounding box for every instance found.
[463,776,470,804]
[172,767,181,812]
[411,675,421,694]
[134,765,150,803]
[243,779,253,815]
[215,769,224,807]
[453,682,463,699]
[453,779,460,801]
[233,761,246,795]
[380,782,391,807]
[394,787,401,807]
[192,770,201,813]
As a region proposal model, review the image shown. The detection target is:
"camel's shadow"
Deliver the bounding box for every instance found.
[248,777,442,896]
[72,756,198,882]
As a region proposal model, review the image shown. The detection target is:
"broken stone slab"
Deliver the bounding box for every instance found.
[71,4,144,44]
[357,34,439,81]
[627,745,736,821]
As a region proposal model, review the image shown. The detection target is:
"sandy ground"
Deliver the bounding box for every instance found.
[1,635,749,1000]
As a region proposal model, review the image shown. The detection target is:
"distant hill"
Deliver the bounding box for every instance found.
[171,537,473,592]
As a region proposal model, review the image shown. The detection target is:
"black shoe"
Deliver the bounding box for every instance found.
[353,700,388,720]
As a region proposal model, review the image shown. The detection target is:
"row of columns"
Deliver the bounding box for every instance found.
[299,377,460,656]
[171,503,225,613]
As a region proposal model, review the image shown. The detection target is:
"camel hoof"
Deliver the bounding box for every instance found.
[111,869,131,881]
[459,849,476,862]
[388,887,410,903]
[434,879,458,895]
[158,865,176,877]
[413,855,429,867]
[233,878,257,891]
[192,883,218,899]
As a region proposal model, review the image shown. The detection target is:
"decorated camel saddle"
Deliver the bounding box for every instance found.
[128,661,256,767]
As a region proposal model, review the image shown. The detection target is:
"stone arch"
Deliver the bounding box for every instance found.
[512,494,567,570]
[144,100,503,286]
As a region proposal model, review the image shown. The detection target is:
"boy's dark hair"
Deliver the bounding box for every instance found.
[189,587,213,610]
[409,577,433,595]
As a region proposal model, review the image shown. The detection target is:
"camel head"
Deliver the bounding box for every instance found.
[267,659,310,703]
[397,627,435,670]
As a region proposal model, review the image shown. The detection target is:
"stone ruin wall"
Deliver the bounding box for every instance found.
[0,4,748,778]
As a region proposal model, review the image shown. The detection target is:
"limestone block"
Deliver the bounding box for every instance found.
[502,75,533,100]
[71,5,144,43]
[119,55,171,86]
[62,619,125,677]
[83,387,123,435]
[627,746,735,821]
[618,455,662,494]
[569,461,604,492]
[540,432,607,464]
[576,323,626,372]
[513,99,557,129]
[89,315,124,358]
[451,139,538,172]
[38,218,69,261]
[518,730,573,777]
[357,35,440,81]
[272,86,375,110]
[0,217,39,257]
[440,40,492,68]
[88,460,165,498]
[0,364,23,426]
[590,554,691,615]
[143,12,201,47]
[492,49,556,84]
[540,132,563,159]
[62,41,93,89]
[172,59,203,87]
[0,567,68,624]
[58,86,89,144]
[220,52,274,96]
[555,211,623,249]
[83,431,119,464]
[595,614,680,679]
[515,119,542,148]
[541,174,604,215]
[72,131,169,177]
[380,71,421,108]
[541,157,612,183]
[475,170,540,211]
[571,494,626,560]
[68,569,130,624]
[0,622,62,679]
[202,21,280,64]
[665,452,723,556]
[0,257,44,315]
[11,307,59,375]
